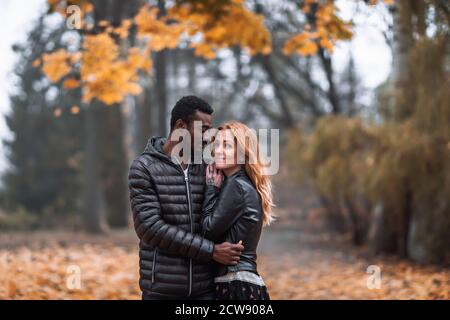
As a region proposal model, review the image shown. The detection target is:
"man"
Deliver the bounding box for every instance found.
[128,95,244,300]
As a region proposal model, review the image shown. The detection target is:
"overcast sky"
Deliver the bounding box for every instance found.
[0,0,392,175]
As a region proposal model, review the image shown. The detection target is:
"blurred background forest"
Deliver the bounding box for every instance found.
[0,0,449,299]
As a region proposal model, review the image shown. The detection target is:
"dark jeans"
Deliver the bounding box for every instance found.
[142,290,215,300]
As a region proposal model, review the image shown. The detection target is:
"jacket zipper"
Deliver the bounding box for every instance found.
[164,157,194,297]
[184,165,194,297]
[152,248,158,283]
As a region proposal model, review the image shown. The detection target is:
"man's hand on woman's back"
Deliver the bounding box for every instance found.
[212,241,244,265]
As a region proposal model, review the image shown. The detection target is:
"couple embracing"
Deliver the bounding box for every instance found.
[128,95,274,300]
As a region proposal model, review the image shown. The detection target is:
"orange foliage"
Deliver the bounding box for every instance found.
[0,228,447,300]
[135,6,185,51]
[283,1,353,56]
[41,49,72,82]
[41,0,394,103]
[81,34,150,104]
[62,78,80,89]
[0,244,140,299]
[47,0,93,16]
[168,0,271,59]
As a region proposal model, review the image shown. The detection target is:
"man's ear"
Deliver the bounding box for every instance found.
[174,119,187,130]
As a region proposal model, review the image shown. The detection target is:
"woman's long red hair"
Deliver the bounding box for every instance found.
[217,121,275,226]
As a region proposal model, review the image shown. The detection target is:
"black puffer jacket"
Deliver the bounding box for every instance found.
[128,137,215,298]
[202,168,263,276]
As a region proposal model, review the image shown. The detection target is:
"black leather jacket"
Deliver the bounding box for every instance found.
[202,168,263,276]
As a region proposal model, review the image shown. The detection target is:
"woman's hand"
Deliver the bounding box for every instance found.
[206,163,224,188]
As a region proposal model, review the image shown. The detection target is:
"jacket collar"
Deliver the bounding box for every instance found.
[226,166,246,179]
[143,136,204,171]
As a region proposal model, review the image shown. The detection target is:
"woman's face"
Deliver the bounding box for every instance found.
[214,129,237,170]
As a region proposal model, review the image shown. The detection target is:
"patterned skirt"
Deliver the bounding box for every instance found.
[214,271,270,300]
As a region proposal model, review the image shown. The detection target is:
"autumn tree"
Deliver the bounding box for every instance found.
[287,0,450,263]
[369,0,450,262]
[2,17,83,227]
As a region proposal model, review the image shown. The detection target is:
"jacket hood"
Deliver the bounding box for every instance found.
[143,136,170,161]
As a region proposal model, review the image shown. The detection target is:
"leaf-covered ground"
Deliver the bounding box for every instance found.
[0,227,448,300]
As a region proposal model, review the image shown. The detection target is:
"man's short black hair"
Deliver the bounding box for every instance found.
[170,95,213,131]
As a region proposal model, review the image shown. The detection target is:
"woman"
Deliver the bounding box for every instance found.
[202,121,275,300]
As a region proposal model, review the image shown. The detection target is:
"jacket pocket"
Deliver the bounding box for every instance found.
[152,248,158,283]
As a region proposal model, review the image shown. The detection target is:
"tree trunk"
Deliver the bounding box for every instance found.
[187,49,197,93]
[82,104,105,233]
[368,0,416,251]
[318,48,341,114]
[398,189,412,258]
[368,202,397,254]
[319,194,347,234]
[96,104,129,228]
[392,0,414,120]
[345,196,367,246]
[136,86,152,153]
[86,0,140,229]
[155,0,168,136]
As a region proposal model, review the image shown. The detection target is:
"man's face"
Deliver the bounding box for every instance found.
[187,110,212,153]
